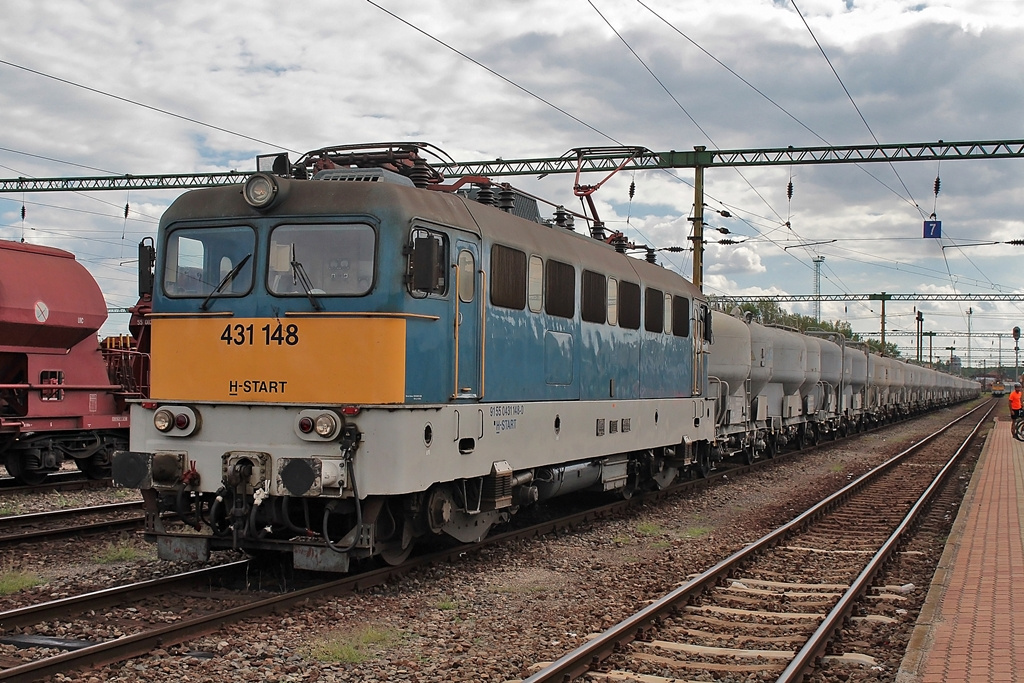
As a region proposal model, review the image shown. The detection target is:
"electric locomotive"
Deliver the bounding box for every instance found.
[113,143,717,571]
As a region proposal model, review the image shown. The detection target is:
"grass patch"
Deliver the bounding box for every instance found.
[0,568,45,595]
[829,462,845,473]
[635,521,665,536]
[94,540,142,564]
[306,625,402,664]
[0,502,22,517]
[436,596,458,610]
[683,525,712,538]
[651,540,673,550]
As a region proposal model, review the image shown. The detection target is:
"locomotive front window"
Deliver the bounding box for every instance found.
[269,223,376,296]
[164,226,255,298]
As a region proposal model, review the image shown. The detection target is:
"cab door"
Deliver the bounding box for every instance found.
[453,236,482,400]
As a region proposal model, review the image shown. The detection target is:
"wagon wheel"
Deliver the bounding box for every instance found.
[763,433,778,459]
[4,452,48,486]
[693,442,712,479]
[741,439,756,465]
[806,423,820,446]
[75,455,112,480]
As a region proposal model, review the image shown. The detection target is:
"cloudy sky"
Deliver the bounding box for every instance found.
[2,0,1023,370]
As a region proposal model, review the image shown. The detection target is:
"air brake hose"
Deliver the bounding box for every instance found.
[324,459,362,553]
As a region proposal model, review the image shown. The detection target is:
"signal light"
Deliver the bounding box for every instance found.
[1014,326,1020,341]
[174,413,191,430]
[298,417,314,434]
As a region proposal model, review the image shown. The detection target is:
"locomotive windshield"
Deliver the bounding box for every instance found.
[163,226,255,298]
[268,223,376,296]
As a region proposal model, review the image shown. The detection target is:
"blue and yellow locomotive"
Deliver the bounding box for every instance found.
[113,143,716,571]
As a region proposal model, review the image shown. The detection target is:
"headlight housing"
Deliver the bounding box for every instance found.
[151,405,200,437]
[295,410,343,441]
[243,173,278,209]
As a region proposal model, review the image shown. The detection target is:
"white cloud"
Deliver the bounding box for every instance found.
[1,0,1022,359]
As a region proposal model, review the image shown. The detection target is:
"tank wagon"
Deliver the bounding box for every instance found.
[0,239,149,484]
[111,142,977,571]
[707,309,978,462]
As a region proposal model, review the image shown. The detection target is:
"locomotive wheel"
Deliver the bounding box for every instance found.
[75,457,112,480]
[379,538,415,566]
[376,502,416,566]
[4,453,47,486]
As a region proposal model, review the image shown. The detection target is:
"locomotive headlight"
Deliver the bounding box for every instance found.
[243,173,278,209]
[315,413,338,437]
[152,405,200,437]
[154,409,174,432]
[294,409,343,441]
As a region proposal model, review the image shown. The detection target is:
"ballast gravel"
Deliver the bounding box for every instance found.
[0,409,980,682]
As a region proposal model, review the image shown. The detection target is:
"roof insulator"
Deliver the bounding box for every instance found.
[787,181,794,200]
[628,180,635,200]
[934,177,941,196]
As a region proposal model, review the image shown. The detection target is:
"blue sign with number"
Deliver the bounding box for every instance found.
[923,220,941,238]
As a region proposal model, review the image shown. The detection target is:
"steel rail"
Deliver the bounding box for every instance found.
[522,400,992,683]
[0,561,250,631]
[0,517,144,547]
[777,401,995,681]
[0,501,139,529]
[0,473,109,493]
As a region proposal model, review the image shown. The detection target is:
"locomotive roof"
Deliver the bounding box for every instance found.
[162,177,705,301]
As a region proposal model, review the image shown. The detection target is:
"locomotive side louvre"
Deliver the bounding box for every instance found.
[117,164,717,570]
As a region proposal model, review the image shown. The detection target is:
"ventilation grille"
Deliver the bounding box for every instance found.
[312,168,415,186]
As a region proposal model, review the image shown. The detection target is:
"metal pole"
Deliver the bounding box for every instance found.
[691,147,705,291]
[967,307,973,373]
[881,297,886,350]
[916,311,923,362]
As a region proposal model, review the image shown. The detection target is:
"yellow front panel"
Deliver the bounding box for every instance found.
[150,317,406,404]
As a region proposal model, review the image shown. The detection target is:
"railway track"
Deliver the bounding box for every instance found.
[0,402,986,682]
[0,502,143,547]
[0,473,111,495]
[521,400,993,683]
